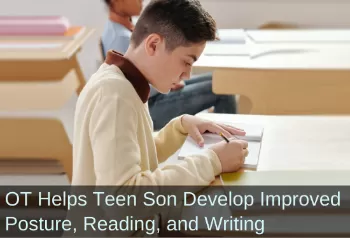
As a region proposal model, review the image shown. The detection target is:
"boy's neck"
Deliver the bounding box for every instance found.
[105,50,150,102]
[124,49,153,88]
[109,11,134,32]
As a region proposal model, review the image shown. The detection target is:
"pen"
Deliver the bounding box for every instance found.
[220,133,230,143]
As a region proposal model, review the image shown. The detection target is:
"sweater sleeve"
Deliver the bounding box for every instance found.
[89,92,222,186]
[153,116,188,163]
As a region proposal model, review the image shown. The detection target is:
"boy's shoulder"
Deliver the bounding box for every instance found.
[91,63,137,93]
[79,63,141,104]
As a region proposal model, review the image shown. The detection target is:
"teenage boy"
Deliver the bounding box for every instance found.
[101,0,237,130]
[72,0,248,186]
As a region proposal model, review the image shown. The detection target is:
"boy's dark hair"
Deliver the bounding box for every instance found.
[131,0,218,51]
[104,0,111,5]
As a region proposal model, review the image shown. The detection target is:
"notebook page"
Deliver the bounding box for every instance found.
[178,134,261,169]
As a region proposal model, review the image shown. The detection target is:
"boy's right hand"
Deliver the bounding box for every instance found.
[210,140,249,173]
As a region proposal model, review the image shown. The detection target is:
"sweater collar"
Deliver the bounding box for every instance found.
[105,50,150,103]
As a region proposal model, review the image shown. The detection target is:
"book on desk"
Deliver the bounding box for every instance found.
[178,122,264,169]
[0,15,85,41]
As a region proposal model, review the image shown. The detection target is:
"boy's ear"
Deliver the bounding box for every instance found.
[144,33,163,56]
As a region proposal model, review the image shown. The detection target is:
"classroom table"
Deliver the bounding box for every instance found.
[196,113,350,172]
[194,29,350,115]
[214,29,246,44]
[0,69,78,181]
[0,27,94,181]
[246,29,350,43]
[0,27,95,94]
[177,113,350,236]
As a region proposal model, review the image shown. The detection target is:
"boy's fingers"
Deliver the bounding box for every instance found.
[191,127,204,147]
[209,124,232,138]
[221,124,246,136]
[235,140,248,149]
[243,148,249,157]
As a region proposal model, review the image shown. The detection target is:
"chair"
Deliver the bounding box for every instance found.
[99,39,106,60]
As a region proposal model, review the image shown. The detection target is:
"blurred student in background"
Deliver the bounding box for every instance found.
[101,0,237,130]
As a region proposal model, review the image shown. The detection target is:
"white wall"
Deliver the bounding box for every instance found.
[200,0,350,29]
[1,0,350,80]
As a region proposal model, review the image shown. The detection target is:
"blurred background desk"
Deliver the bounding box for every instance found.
[194,36,350,115]
[0,27,94,182]
[0,27,94,94]
[179,112,350,236]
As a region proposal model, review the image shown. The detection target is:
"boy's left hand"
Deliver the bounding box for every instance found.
[181,114,246,147]
[171,81,185,91]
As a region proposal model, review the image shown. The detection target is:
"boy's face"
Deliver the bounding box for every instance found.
[144,35,206,94]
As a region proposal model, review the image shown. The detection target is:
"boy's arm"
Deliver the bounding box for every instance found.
[90,93,222,186]
[153,116,188,163]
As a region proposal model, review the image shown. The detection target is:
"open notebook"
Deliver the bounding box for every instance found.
[178,122,264,169]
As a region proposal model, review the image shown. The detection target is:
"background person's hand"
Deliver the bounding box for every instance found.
[181,114,246,147]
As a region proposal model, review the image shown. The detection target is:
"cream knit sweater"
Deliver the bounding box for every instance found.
[72,63,222,186]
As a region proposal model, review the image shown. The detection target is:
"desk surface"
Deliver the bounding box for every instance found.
[199,28,350,70]
[196,43,350,70]
[215,29,350,43]
[215,29,245,44]
[0,27,95,60]
[196,113,350,172]
[246,29,350,43]
[181,113,350,236]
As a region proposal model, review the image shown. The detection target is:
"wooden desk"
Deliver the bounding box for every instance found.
[197,113,350,172]
[246,29,350,43]
[0,30,94,180]
[215,29,245,44]
[0,70,78,181]
[203,112,350,186]
[179,113,350,236]
[194,40,350,115]
[0,27,95,94]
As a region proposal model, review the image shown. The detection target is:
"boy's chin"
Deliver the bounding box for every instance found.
[152,85,170,94]
[160,89,171,94]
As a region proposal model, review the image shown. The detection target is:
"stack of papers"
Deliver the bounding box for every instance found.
[0,16,85,42]
[204,43,249,56]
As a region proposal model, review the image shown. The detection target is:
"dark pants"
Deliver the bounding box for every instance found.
[148,73,237,130]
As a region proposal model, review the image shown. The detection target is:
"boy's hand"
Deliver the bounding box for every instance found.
[181,114,246,147]
[210,140,248,173]
[171,81,185,91]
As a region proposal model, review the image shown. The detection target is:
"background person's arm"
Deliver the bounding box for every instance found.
[110,35,130,54]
